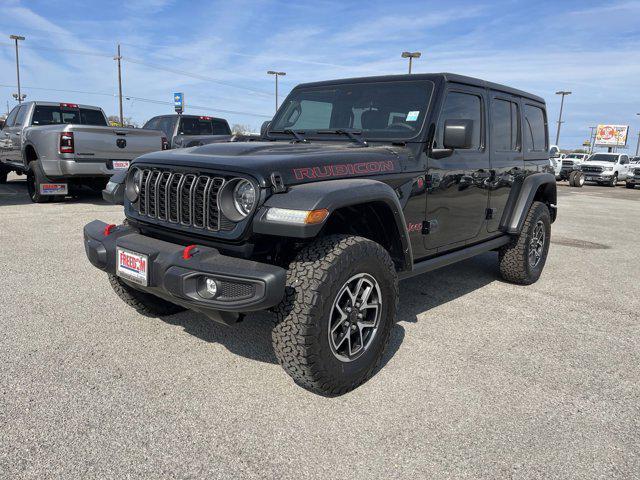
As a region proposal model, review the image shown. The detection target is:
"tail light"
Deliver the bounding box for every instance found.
[59,132,74,154]
[161,136,170,150]
[60,103,79,109]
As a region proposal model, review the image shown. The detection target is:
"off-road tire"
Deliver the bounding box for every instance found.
[609,174,618,187]
[108,274,186,316]
[573,171,585,187]
[498,201,551,285]
[273,234,398,396]
[0,165,8,184]
[626,183,635,189]
[569,171,577,187]
[26,160,51,203]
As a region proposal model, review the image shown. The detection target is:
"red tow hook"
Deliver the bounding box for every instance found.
[103,224,117,236]
[182,244,199,260]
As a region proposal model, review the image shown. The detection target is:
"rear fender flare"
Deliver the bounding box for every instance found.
[500,172,556,234]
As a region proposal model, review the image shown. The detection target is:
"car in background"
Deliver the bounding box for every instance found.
[143,114,232,149]
[0,101,167,202]
[580,152,631,187]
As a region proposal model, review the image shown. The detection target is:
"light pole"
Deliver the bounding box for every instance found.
[588,126,597,154]
[401,51,421,74]
[9,35,26,103]
[114,44,124,126]
[635,113,640,157]
[267,71,286,113]
[554,90,571,146]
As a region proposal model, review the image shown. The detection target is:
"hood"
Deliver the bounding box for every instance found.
[133,141,407,187]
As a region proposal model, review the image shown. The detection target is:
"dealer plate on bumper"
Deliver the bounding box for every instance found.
[116,248,148,286]
[40,183,68,195]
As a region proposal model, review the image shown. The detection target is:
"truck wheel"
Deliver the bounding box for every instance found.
[108,274,186,316]
[626,183,635,189]
[609,174,618,187]
[26,161,51,203]
[568,171,577,186]
[273,235,398,396]
[573,171,585,187]
[0,165,8,184]
[498,201,551,285]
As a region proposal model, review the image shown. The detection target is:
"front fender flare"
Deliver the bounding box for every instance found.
[253,179,412,269]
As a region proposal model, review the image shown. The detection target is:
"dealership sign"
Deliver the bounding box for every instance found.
[595,124,629,147]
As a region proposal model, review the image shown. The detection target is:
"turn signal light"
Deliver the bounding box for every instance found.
[265,208,329,225]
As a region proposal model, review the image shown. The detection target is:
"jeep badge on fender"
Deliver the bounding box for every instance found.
[83,73,556,396]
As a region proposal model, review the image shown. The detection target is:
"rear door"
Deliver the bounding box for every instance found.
[619,155,630,179]
[6,104,29,163]
[487,94,524,232]
[425,85,490,251]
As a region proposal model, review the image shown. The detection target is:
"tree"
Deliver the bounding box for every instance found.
[108,115,139,128]
[231,123,253,135]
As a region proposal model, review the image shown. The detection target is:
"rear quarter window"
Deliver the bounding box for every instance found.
[523,104,547,153]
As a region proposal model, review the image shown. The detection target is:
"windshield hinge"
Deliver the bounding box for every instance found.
[270,172,286,193]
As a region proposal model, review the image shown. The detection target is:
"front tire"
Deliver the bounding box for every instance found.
[498,201,551,285]
[273,235,398,396]
[609,174,618,187]
[0,165,8,184]
[626,183,636,189]
[573,171,585,187]
[108,274,186,316]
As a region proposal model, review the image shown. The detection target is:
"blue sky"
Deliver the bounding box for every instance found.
[1,0,639,150]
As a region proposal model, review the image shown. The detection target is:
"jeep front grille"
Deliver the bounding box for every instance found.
[582,166,603,173]
[136,168,225,231]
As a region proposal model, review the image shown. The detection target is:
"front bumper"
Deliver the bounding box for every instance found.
[582,172,612,182]
[83,220,286,324]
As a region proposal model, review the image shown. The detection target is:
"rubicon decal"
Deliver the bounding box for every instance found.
[293,160,396,180]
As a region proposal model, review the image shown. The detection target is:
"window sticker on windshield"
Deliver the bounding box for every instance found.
[406,111,420,122]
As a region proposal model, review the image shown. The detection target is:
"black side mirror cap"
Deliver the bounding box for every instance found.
[443,119,473,150]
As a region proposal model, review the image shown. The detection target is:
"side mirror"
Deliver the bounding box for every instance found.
[443,119,473,150]
[260,121,271,138]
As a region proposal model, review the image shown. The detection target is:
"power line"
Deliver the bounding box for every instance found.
[0,84,272,118]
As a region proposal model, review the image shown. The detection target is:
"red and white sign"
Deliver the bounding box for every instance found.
[595,125,629,147]
[112,161,130,170]
[40,183,68,195]
[116,248,148,286]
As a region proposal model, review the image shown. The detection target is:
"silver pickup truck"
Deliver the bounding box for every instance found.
[0,101,168,203]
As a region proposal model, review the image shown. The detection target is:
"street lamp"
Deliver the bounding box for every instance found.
[401,51,421,74]
[554,90,571,146]
[267,71,286,113]
[9,35,26,103]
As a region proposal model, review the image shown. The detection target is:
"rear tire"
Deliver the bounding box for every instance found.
[0,165,8,184]
[626,183,635,189]
[108,274,186,316]
[573,171,585,187]
[569,171,577,186]
[26,160,51,203]
[273,235,398,396]
[498,201,551,285]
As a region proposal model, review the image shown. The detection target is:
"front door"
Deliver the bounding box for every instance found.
[6,105,28,164]
[425,86,490,251]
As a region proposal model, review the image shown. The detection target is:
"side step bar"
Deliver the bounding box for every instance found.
[399,235,511,280]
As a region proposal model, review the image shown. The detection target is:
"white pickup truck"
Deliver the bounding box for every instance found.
[0,101,168,202]
[580,152,632,187]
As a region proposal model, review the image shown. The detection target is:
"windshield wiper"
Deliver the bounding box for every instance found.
[317,129,368,147]
[271,129,309,143]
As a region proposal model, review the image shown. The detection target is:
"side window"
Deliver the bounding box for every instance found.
[491,99,520,151]
[523,104,547,152]
[212,120,230,135]
[4,107,19,127]
[14,105,28,127]
[158,118,174,138]
[436,91,482,150]
[143,117,159,130]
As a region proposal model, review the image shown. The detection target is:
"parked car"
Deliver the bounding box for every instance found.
[580,152,631,187]
[0,101,168,202]
[84,73,556,395]
[625,164,640,189]
[142,114,232,149]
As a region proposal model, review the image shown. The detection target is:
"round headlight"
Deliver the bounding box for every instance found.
[233,179,256,217]
[125,167,142,202]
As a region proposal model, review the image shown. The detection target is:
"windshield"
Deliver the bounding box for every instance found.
[566,154,584,159]
[588,154,618,162]
[178,117,230,136]
[31,106,107,126]
[270,80,434,140]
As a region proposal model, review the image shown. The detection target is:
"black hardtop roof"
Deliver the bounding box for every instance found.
[296,72,545,105]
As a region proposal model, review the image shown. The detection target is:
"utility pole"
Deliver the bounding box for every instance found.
[267,71,286,113]
[9,35,26,103]
[401,51,421,74]
[554,91,571,146]
[114,44,124,126]
[588,126,597,154]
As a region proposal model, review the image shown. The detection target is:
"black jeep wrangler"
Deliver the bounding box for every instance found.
[84,73,556,396]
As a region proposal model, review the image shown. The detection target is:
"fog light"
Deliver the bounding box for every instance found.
[205,278,218,297]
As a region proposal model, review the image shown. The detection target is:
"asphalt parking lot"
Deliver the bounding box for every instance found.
[1,173,639,479]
